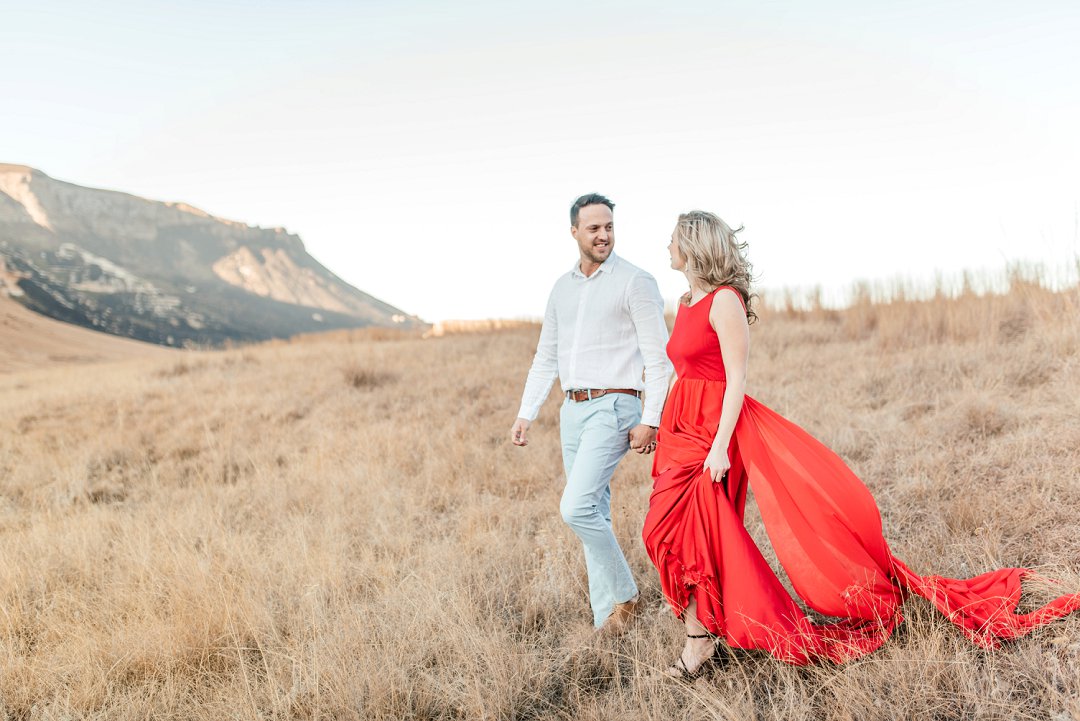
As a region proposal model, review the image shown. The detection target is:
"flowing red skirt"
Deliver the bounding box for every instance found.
[643,378,1080,665]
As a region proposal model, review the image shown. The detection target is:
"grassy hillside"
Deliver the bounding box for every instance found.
[0,278,1077,719]
[0,294,174,373]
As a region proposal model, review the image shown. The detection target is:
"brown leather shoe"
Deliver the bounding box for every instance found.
[597,593,640,637]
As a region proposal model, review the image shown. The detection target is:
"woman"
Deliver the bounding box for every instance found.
[642,211,1080,677]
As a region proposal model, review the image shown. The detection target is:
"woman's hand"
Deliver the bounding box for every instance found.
[703,443,730,483]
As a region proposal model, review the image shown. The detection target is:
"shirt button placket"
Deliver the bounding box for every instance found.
[568,279,592,386]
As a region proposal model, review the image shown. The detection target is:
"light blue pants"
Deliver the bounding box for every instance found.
[559,392,641,626]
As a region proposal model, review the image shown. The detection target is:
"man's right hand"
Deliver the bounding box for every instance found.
[510,418,531,446]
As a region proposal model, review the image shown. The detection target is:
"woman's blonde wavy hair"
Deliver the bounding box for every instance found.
[675,210,757,323]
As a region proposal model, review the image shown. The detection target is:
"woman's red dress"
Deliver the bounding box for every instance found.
[642,286,1080,665]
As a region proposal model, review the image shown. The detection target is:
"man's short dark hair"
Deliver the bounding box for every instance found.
[570,193,615,227]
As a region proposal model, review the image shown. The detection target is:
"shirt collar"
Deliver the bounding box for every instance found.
[571,252,618,278]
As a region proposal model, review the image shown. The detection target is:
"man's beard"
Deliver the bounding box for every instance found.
[584,244,611,264]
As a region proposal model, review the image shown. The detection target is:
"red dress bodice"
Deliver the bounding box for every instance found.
[665,287,735,382]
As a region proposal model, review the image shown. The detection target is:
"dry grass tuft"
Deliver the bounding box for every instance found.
[342,365,396,390]
[156,359,207,378]
[0,274,1078,719]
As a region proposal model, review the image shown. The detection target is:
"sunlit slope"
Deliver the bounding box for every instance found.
[0,293,173,372]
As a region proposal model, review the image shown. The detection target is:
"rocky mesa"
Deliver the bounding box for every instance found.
[0,164,416,347]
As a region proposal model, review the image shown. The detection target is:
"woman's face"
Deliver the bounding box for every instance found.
[668,226,686,271]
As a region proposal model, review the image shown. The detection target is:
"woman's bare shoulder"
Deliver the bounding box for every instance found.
[709,287,749,326]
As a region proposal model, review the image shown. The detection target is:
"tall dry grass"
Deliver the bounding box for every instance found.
[0,275,1079,719]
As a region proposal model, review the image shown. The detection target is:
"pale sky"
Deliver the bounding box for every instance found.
[2,0,1078,321]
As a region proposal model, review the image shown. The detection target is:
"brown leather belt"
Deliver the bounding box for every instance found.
[566,388,642,402]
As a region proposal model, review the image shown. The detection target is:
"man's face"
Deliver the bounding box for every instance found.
[571,204,614,266]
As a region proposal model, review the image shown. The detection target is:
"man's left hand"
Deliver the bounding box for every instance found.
[629,424,658,455]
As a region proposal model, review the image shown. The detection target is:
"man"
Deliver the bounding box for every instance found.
[510,193,671,634]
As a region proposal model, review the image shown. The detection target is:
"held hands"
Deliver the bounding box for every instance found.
[510,418,531,447]
[703,443,731,483]
[629,424,658,455]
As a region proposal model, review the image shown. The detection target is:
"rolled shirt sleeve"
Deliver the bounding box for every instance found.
[516,288,560,421]
[627,272,672,427]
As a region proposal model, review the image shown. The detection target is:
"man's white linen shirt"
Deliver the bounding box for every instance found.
[517,253,672,427]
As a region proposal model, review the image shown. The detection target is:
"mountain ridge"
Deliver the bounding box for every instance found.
[0,165,414,347]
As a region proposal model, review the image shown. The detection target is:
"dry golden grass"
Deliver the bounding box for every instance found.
[1,275,1079,719]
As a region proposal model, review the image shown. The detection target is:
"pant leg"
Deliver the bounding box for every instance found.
[560,396,580,481]
[559,393,642,626]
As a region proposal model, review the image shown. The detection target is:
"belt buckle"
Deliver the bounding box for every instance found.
[568,388,591,402]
